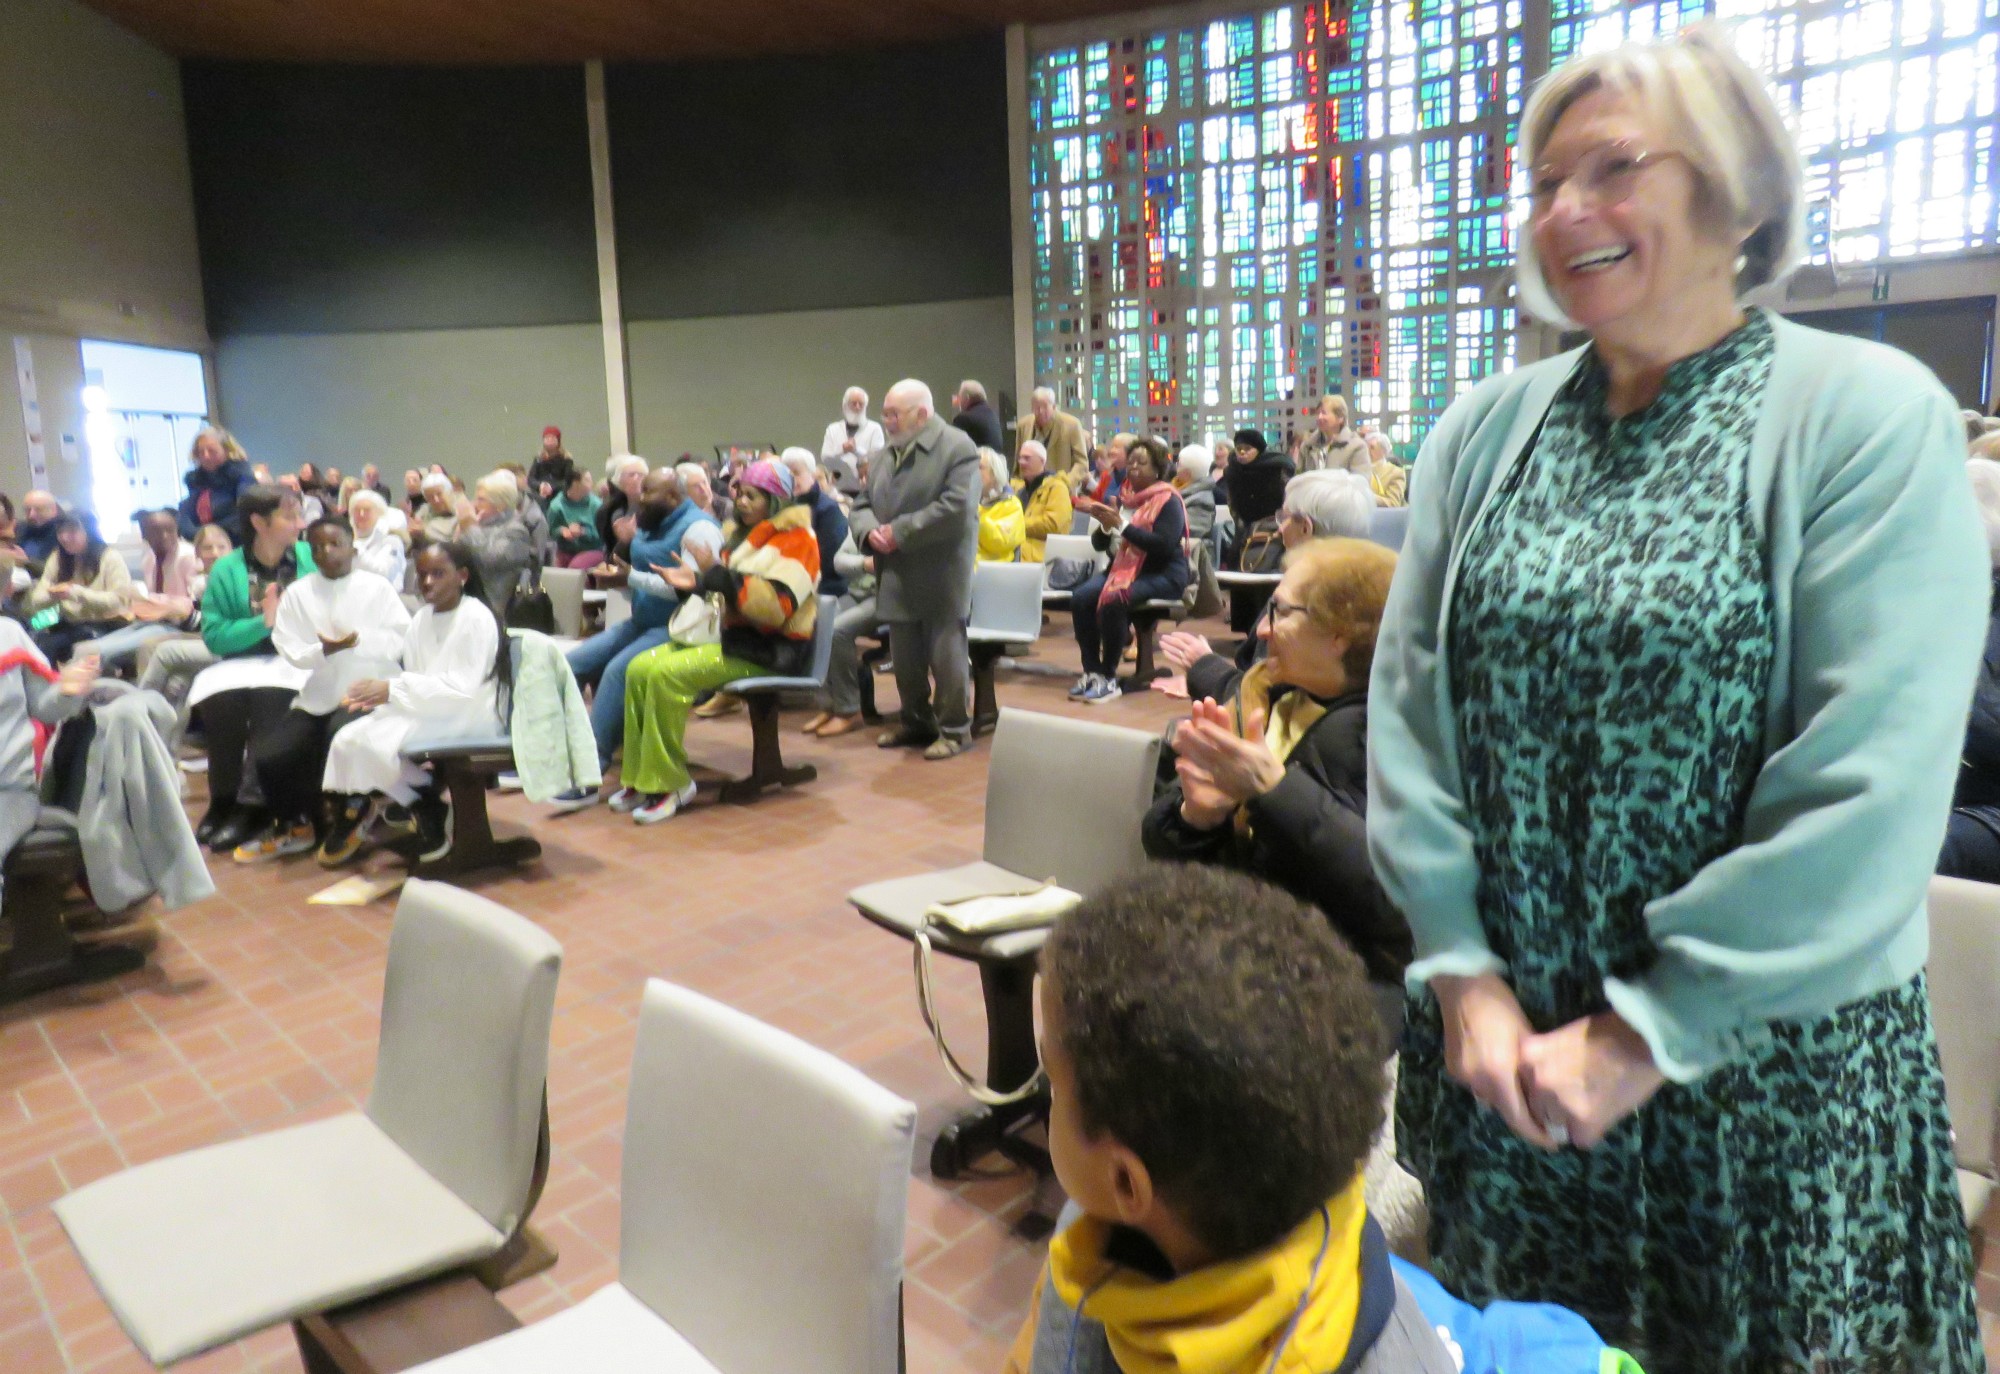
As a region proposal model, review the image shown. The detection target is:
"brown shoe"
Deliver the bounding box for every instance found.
[800,711,832,735]
[923,737,969,761]
[694,693,742,719]
[814,714,862,738]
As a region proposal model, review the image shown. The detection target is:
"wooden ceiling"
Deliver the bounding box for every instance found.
[79,0,1143,63]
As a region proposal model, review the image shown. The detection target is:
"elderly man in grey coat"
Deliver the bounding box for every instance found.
[848,378,980,760]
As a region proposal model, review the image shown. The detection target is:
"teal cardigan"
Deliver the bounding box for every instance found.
[201,542,317,658]
[1367,311,1986,1082]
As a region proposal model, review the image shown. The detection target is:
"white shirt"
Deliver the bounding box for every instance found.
[352,525,408,588]
[389,600,501,726]
[272,570,412,714]
[820,417,883,483]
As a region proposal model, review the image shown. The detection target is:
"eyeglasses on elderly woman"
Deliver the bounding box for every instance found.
[1527,141,1689,216]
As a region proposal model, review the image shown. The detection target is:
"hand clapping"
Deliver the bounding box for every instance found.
[1172,699,1286,804]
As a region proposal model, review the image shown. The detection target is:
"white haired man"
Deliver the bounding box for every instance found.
[849,379,980,760]
[1016,386,1088,490]
[950,379,1003,451]
[820,387,883,493]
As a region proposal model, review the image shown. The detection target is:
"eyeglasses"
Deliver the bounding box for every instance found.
[1268,595,1309,621]
[1527,142,1686,215]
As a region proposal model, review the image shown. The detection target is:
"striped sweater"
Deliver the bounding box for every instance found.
[701,503,821,675]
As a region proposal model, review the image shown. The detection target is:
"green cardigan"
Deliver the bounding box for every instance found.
[201,541,317,658]
[1367,310,1986,1082]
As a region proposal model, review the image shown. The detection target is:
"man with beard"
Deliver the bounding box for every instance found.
[849,379,980,760]
[553,468,722,810]
[818,386,883,493]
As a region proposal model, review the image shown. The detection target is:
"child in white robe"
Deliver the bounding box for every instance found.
[321,541,504,864]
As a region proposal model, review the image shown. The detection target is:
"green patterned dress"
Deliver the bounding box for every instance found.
[1396,312,1983,1373]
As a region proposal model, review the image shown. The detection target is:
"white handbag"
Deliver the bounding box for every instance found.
[667,591,721,647]
[912,879,1081,1106]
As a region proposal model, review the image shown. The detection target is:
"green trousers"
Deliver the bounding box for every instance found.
[620,641,760,794]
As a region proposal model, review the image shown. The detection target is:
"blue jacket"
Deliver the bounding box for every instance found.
[806,486,850,598]
[625,501,720,630]
[1367,311,1987,1081]
[178,457,256,543]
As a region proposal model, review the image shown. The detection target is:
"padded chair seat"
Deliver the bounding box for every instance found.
[406,1283,719,1374]
[7,820,80,869]
[56,1112,505,1365]
[1962,1168,1994,1226]
[403,728,514,761]
[722,673,819,695]
[848,860,1052,962]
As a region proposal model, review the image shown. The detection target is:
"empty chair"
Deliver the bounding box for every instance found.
[1927,875,2000,1234]
[404,980,917,1374]
[1038,532,1106,613]
[55,881,562,1366]
[715,592,839,802]
[966,562,1047,736]
[538,565,586,640]
[849,707,1159,1177]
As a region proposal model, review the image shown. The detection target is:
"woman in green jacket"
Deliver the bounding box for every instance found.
[1367,28,1983,1373]
[191,483,315,853]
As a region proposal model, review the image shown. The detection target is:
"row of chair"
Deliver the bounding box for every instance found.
[54,878,917,1372]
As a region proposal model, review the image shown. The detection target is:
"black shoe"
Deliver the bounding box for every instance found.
[876,727,938,749]
[207,808,267,855]
[195,805,231,846]
[413,794,453,864]
[317,795,371,868]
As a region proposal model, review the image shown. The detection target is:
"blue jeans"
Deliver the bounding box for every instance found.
[1071,569,1186,677]
[567,620,674,767]
[89,621,180,672]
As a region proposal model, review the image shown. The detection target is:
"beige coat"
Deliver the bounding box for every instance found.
[1017,409,1088,488]
[27,548,132,622]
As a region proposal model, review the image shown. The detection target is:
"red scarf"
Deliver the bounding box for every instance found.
[1102,482,1180,603]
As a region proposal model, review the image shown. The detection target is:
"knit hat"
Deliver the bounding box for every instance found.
[736,458,794,504]
[542,425,562,442]
[1233,429,1268,453]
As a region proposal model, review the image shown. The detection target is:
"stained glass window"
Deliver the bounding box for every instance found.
[1026,0,1999,451]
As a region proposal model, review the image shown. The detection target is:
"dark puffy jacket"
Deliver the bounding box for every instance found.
[178,458,256,544]
[1143,682,1412,985]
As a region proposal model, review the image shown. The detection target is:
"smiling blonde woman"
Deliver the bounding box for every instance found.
[1368,24,1985,1372]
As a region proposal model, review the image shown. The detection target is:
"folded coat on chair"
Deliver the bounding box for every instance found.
[506,630,603,803]
[44,681,214,912]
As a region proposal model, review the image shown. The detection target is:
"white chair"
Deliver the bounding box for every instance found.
[968,562,1049,735]
[1368,505,1411,552]
[849,707,1159,1177]
[603,586,633,627]
[539,565,586,640]
[1926,876,2000,1231]
[55,881,563,1366]
[405,980,916,1374]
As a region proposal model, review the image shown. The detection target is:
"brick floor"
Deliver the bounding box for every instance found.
[1,618,1996,1373]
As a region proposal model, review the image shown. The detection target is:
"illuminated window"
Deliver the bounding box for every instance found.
[1028,0,1997,449]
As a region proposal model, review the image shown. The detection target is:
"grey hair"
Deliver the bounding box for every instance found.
[1284,470,1376,538]
[780,447,818,480]
[348,489,387,514]
[1515,23,1804,326]
[474,470,519,509]
[1176,443,1212,483]
[608,454,649,483]
[886,378,935,414]
[978,446,1011,487]
[844,386,870,408]
[674,461,711,493]
[1017,438,1048,466]
[1032,386,1056,405]
[958,379,987,404]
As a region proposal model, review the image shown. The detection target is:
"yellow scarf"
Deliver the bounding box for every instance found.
[1046,1177,1367,1374]
[1229,663,1328,842]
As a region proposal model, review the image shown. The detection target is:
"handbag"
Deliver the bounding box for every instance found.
[1239,516,1285,574]
[1184,537,1223,618]
[667,591,721,647]
[913,879,1081,1106]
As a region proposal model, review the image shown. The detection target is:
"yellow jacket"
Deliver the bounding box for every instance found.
[979,494,1027,562]
[1014,475,1074,563]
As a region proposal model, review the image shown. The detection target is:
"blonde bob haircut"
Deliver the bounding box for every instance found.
[1280,536,1399,684]
[1515,23,1804,327]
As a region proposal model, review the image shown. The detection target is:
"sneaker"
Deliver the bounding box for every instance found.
[377,802,418,837]
[318,797,372,868]
[177,755,209,775]
[413,794,454,863]
[1068,672,1096,699]
[632,782,698,826]
[607,786,644,813]
[496,772,523,793]
[233,821,316,864]
[548,786,600,814]
[922,736,968,761]
[1081,676,1122,705]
